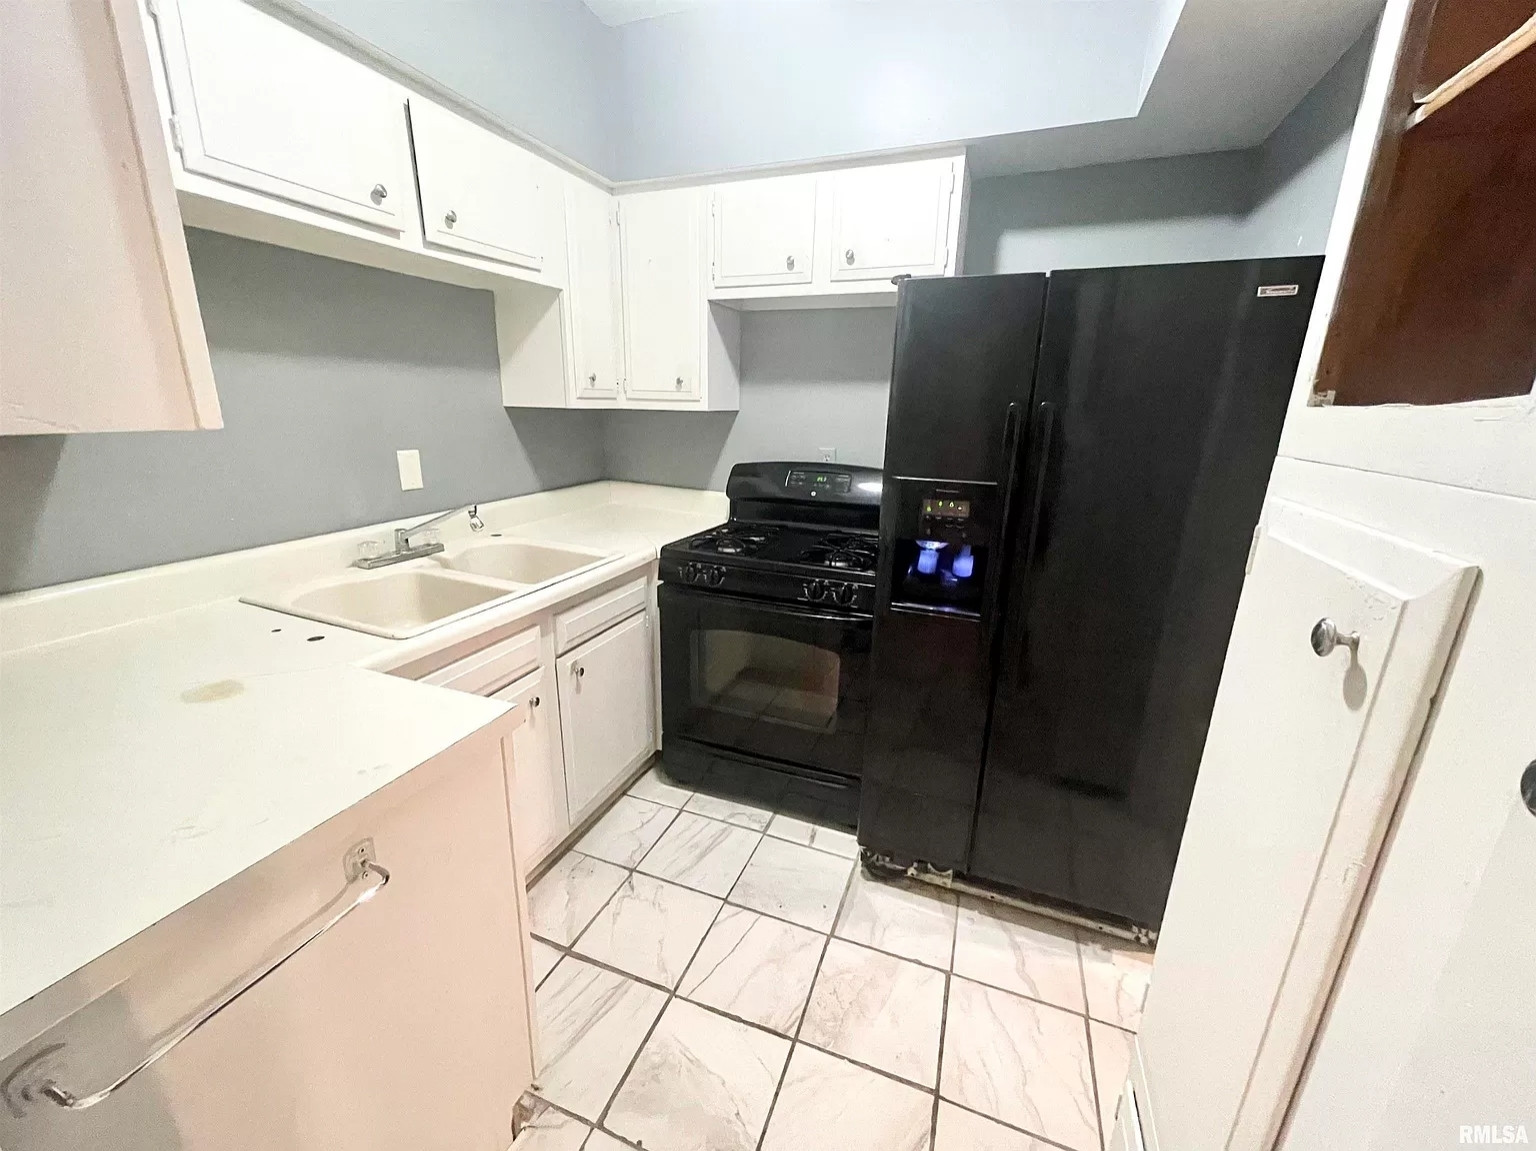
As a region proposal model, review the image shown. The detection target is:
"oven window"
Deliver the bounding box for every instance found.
[693,629,841,731]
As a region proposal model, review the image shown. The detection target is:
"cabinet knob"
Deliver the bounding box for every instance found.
[444,209,457,227]
[529,695,540,708]
[675,376,684,390]
[575,665,585,679]
[1310,618,1360,658]
[1521,760,1536,817]
[588,372,598,384]
[845,248,856,265]
[371,184,388,204]
[786,254,796,271]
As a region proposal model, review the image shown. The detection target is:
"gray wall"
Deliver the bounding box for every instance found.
[966,24,1372,274]
[0,230,606,593]
[306,0,620,174]
[603,309,896,490]
[612,0,1147,181]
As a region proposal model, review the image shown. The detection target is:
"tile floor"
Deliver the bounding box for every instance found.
[521,762,1154,1151]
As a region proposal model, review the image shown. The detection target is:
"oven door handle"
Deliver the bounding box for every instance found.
[660,582,872,630]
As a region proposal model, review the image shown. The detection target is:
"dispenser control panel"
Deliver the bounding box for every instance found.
[921,497,971,522]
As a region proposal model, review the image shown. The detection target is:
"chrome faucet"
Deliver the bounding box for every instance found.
[354,504,484,569]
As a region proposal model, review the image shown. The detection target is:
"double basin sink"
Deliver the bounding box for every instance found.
[243,538,616,639]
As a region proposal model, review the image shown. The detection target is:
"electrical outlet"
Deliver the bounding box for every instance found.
[818,447,837,463]
[396,449,423,491]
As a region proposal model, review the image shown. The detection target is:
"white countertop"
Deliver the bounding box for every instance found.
[0,483,726,1015]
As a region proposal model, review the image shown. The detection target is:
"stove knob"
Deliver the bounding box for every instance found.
[831,582,854,606]
[680,562,696,583]
[707,566,726,587]
[807,579,826,602]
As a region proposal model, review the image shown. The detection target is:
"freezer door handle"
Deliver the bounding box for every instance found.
[7,850,391,1115]
[1008,401,1058,680]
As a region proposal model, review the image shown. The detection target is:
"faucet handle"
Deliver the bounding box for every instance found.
[468,505,484,532]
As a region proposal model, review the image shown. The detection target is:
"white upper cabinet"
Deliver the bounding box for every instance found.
[155,0,411,232]
[411,98,548,272]
[565,177,624,402]
[621,188,707,402]
[2,0,219,435]
[829,156,958,282]
[711,174,818,288]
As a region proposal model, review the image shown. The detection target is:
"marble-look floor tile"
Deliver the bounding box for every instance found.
[637,811,762,897]
[952,897,1084,1012]
[940,976,1098,1151]
[606,999,790,1151]
[529,852,630,946]
[728,835,853,932]
[678,905,825,1035]
[683,790,775,831]
[835,867,957,968]
[1078,933,1154,1031]
[934,1102,1056,1151]
[572,872,722,988]
[800,937,946,1087]
[576,796,678,867]
[766,812,860,858]
[516,1102,590,1151]
[535,956,668,1121]
[583,1132,635,1151]
[531,937,563,988]
[1089,1021,1136,1142]
[627,765,694,808]
[759,1044,932,1151]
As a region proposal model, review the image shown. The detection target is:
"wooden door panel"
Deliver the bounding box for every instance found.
[557,613,655,819]
[1138,498,1475,1151]
[494,669,569,871]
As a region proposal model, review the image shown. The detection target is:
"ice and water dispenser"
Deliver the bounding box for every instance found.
[881,479,997,616]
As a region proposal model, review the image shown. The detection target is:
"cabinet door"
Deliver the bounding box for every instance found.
[712,174,817,288]
[556,612,656,819]
[492,668,570,871]
[565,178,623,400]
[1,0,220,434]
[410,98,547,271]
[157,0,410,232]
[620,189,703,401]
[1138,498,1474,1151]
[829,158,955,282]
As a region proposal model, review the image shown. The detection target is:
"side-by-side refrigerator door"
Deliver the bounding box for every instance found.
[970,257,1323,931]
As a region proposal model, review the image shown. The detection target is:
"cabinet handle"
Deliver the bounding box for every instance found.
[845,248,856,265]
[675,377,684,390]
[530,695,541,708]
[1310,618,1360,658]
[587,373,598,384]
[1520,760,1536,817]
[786,254,796,271]
[371,183,388,204]
[575,665,585,679]
[444,209,458,227]
[8,850,391,1114]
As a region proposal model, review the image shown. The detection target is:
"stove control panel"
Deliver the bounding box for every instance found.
[800,578,862,608]
[680,562,727,587]
[786,469,853,497]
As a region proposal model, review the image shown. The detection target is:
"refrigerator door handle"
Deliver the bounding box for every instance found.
[1011,401,1058,680]
[982,402,1026,670]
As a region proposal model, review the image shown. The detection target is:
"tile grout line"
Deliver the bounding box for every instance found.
[1074,925,1109,1151]
[752,856,860,1151]
[930,886,962,1150]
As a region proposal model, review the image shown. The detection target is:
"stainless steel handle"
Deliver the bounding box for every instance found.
[786,254,796,271]
[370,183,387,204]
[1310,618,1359,658]
[844,248,855,265]
[444,209,457,227]
[13,853,390,1114]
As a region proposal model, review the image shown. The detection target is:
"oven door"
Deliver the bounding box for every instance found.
[660,583,871,779]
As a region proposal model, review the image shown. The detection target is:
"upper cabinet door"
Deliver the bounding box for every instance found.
[620,189,704,402]
[410,98,547,271]
[157,0,410,232]
[829,158,955,282]
[712,174,817,288]
[1138,498,1475,1151]
[565,178,622,400]
[1,0,220,434]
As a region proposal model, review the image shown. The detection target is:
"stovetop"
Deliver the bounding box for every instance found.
[678,522,879,575]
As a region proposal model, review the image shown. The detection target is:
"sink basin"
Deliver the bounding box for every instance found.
[435,539,609,586]
[257,569,511,640]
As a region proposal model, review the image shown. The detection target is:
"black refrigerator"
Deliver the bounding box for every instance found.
[859,257,1324,935]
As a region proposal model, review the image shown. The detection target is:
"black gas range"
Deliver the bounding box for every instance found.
[657,462,882,821]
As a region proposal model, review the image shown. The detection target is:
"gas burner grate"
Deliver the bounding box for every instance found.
[795,532,879,573]
[690,524,779,557]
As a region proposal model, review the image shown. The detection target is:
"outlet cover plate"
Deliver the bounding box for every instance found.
[397,449,423,491]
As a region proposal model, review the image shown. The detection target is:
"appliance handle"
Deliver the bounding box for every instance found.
[982,402,1024,630]
[10,855,390,1115]
[1012,401,1058,680]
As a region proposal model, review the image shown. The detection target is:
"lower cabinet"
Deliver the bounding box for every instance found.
[556,611,656,821]
[492,666,569,870]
